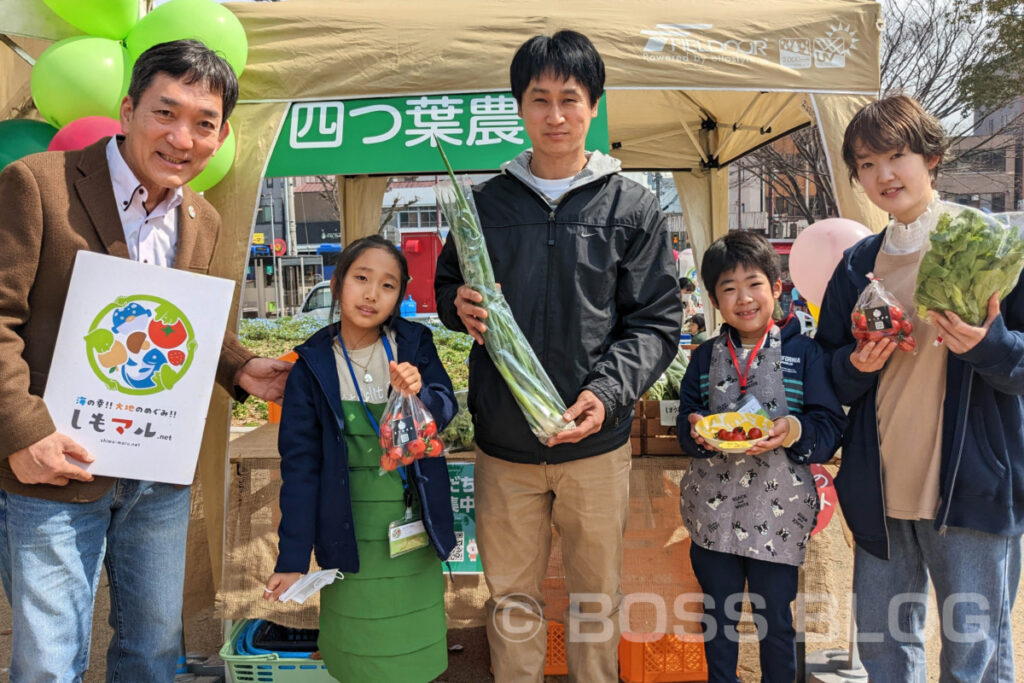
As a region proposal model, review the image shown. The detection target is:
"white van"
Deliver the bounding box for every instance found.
[296,281,332,321]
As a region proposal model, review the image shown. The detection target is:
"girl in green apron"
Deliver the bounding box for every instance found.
[266,235,458,682]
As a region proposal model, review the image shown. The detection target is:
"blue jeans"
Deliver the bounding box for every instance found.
[853,518,1021,683]
[0,480,190,683]
[689,543,799,683]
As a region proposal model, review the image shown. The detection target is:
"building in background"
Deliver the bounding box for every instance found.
[936,133,1016,212]
[379,178,446,315]
[936,101,1021,212]
[244,148,852,318]
[242,177,330,318]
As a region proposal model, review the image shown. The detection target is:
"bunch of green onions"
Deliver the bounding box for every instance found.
[435,143,574,442]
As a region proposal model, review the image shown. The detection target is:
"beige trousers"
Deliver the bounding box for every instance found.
[475,443,632,683]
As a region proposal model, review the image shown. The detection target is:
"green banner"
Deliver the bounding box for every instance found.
[446,461,481,574]
[266,92,609,177]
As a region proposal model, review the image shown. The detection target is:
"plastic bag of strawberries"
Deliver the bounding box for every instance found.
[377,392,446,474]
[850,275,917,353]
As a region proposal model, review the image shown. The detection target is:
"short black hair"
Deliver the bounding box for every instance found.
[686,314,705,331]
[510,30,605,105]
[329,235,410,332]
[679,277,696,293]
[700,231,781,305]
[842,94,946,183]
[128,40,239,123]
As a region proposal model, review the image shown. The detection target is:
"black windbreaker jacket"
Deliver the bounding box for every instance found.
[434,165,682,464]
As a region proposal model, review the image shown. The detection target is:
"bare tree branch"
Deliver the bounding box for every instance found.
[312,175,341,220]
[378,177,420,232]
[738,127,836,225]
[735,0,1021,224]
[378,196,419,230]
[308,175,419,236]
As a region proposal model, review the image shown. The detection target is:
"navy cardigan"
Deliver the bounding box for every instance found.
[274,318,458,573]
[817,232,1024,559]
[675,317,846,466]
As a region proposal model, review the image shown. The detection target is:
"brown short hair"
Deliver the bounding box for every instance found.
[841,94,947,184]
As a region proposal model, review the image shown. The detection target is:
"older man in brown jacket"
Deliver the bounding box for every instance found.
[0,41,290,682]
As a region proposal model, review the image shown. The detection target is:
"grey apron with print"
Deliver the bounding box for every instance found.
[679,327,818,567]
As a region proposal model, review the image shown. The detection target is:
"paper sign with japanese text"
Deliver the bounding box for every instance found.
[659,400,679,426]
[446,461,481,573]
[43,252,234,484]
[810,464,838,536]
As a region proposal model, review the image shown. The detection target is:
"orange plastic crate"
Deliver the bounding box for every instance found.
[618,633,709,683]
[266,351,298,423]
[544,621,568,675]
[489,621,568,676]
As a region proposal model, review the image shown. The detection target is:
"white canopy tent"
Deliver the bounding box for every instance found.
[1,0,885,602]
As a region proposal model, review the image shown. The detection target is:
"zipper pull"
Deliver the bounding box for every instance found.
[547,210,555,246]
[445,561,455,584]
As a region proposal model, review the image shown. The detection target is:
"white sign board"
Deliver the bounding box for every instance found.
[43,252,234,484]
[659,400,680,427]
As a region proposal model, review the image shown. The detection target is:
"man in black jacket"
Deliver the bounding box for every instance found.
[435,30,681,683]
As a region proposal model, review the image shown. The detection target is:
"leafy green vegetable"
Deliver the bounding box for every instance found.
[426,322,472,391]
[441,409,474,451]
[914,206,1024,325]
[644,347,689,400]
[663,347,689,397]
[435,142,574,441]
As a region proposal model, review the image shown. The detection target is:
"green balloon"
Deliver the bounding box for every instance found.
[31,37,131,129]
[189,125,236,193]
[125,0,247,78]
[41,0,138,41]
[0,119,58,170]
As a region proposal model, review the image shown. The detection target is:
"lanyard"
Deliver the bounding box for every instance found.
[726,324,773,396]
[338,334,408,489]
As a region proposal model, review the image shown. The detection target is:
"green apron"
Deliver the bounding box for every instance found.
[318,400,447,682]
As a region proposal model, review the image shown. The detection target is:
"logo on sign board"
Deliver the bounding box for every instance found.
[84,296,196,395]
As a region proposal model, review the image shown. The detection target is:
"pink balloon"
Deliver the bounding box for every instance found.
[47,116,122,152]
[790,218,872,306]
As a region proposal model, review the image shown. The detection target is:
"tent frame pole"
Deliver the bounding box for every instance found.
[0,34,34,66]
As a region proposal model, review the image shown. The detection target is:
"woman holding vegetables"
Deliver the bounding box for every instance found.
[816,94,1024,683]
[434,30,680,683]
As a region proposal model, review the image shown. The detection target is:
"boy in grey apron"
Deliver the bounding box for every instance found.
[675,231,846,682]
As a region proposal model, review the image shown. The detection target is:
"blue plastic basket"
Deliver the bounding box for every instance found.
[219,620,333,683]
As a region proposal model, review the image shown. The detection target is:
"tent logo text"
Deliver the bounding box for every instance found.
[640,24,767,65]
[641,22,859,70]
[780,23,859,70]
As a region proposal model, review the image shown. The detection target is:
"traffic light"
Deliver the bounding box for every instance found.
[265,264,274,276]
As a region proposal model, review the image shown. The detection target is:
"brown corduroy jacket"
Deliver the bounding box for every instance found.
[0,137,254,502]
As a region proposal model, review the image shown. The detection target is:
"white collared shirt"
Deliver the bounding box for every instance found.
[105,137,182,267]
[881,192,941,256]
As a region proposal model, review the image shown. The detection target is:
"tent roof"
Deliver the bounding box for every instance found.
[231,0,880,102]
[3,0,880,172]
[227,0,879,171]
